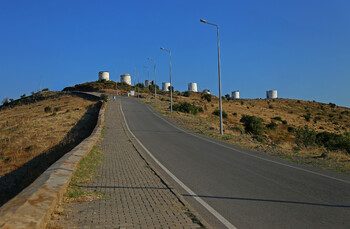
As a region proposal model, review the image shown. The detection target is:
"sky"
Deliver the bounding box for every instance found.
[1,0,349,107]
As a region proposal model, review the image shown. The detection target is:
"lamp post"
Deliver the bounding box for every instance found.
[200,19,223,135]
[160,47,173,112]
[147,57,157,104]
[144,66,150,102]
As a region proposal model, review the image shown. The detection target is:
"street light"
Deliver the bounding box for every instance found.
[144,66,150,102]
[200,18,223,135]
[160,47,173,112]
[147,57,157,104]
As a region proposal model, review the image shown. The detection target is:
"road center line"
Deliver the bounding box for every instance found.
[119,100,237,229]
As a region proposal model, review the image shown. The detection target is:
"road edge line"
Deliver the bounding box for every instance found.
[119,100,237,229]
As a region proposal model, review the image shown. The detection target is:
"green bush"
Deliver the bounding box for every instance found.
[282,120,288,125]
[54,107,61,112]
[44,106,52,113]
[240,114,264,135]
[100,94,108,102]
[295,125,316,148]
[266,121,277,130]
[212,109,228,118]
[302,113,311,122]
[172,102,203,115]
[42,88,49,91]
[272,116,282,121]
[201,93,212,102]
[288,126,295,133]
[316,132,350,154]
[233,112,237,116]
[183,91,190,97]
[20,94,26,99]
[329,102,336,108]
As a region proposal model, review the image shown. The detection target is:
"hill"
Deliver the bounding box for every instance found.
[0,91,101,206]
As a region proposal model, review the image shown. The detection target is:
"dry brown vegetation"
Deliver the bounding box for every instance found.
[134,91,350,174]
[0,92,99,177]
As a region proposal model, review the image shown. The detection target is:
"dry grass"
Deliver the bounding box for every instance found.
[0,92,98,176]
[135,91,350,174]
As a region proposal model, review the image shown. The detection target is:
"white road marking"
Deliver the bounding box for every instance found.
[119,100,237,229]
[143,102,350,185]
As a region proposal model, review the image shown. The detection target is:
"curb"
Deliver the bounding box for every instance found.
[0,99,106,229]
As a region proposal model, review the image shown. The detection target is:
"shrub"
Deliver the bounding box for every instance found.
[233,112,237,116]
[20,94,26,99]
[253,135,264,143]
[328,113,334,118]
[54,107,61,112]
[241,101,244,105]
[288,126,295,133]
[172,102,203,115]
[44,106,52,113]
[9,98,14,103]
[295,125,316,148]
[183,91,190,97]
[268,105,274,109]
[225,94,230,99]
[240,114,264,135]
[42,88,49,91]
[212,109,228,118]
[100,94,108,102]
[201,93,212,102]
[313,116,322,123]
[282,120,287,125]
[329,102,336,108]
[272,116,282,121]
[297,100,301,103]
[302,113,311,122]
[316,132,350,154]
[266,121,277,130]
[341,110,349,115]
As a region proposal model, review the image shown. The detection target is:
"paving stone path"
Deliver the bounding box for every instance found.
[48,99,200,228]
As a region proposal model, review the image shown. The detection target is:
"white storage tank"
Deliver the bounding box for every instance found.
[145,80,150,87]
[232,90,240,99]
[120,74,132,85]
[266,90,278,99]
[98,71,109,81]
[188,83,197,92]
[162,82,171,91]
[130,90,135,96]
[203,89,210,94]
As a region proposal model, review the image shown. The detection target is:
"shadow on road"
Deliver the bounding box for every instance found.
[183,194,350,208]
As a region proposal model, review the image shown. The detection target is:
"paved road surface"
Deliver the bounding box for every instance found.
[120,96,350,229]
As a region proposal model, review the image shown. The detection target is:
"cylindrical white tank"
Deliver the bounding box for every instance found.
[145,80,150,87]
[130,90,135,96]
[188,83,197,92]
[266,90,277,99]
[120,74,132,85]
[232,90,240,99]
[162,82,171,91]
[98,71,109,81]
[271,90,277,99]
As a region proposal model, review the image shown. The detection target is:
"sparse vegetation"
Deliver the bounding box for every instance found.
[201,93,212,102]
[212,109,228,118]
[44,106,52,113]
[100,94,108,102]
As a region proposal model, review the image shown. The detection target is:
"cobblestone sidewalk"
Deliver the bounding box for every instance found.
[48,99,201,228]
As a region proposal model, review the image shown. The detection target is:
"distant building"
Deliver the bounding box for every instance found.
[98,71,109,81]
[188,83,197,92]
[120,74,131,85]
[266,90,278,99]
[232,90,240,99]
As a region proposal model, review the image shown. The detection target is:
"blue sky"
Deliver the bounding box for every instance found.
[1,0,349,107]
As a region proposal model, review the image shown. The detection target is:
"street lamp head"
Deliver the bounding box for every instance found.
[200,19,207,23]
[160,47,165,50]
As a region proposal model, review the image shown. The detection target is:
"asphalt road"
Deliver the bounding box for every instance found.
[120,96,350,229]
